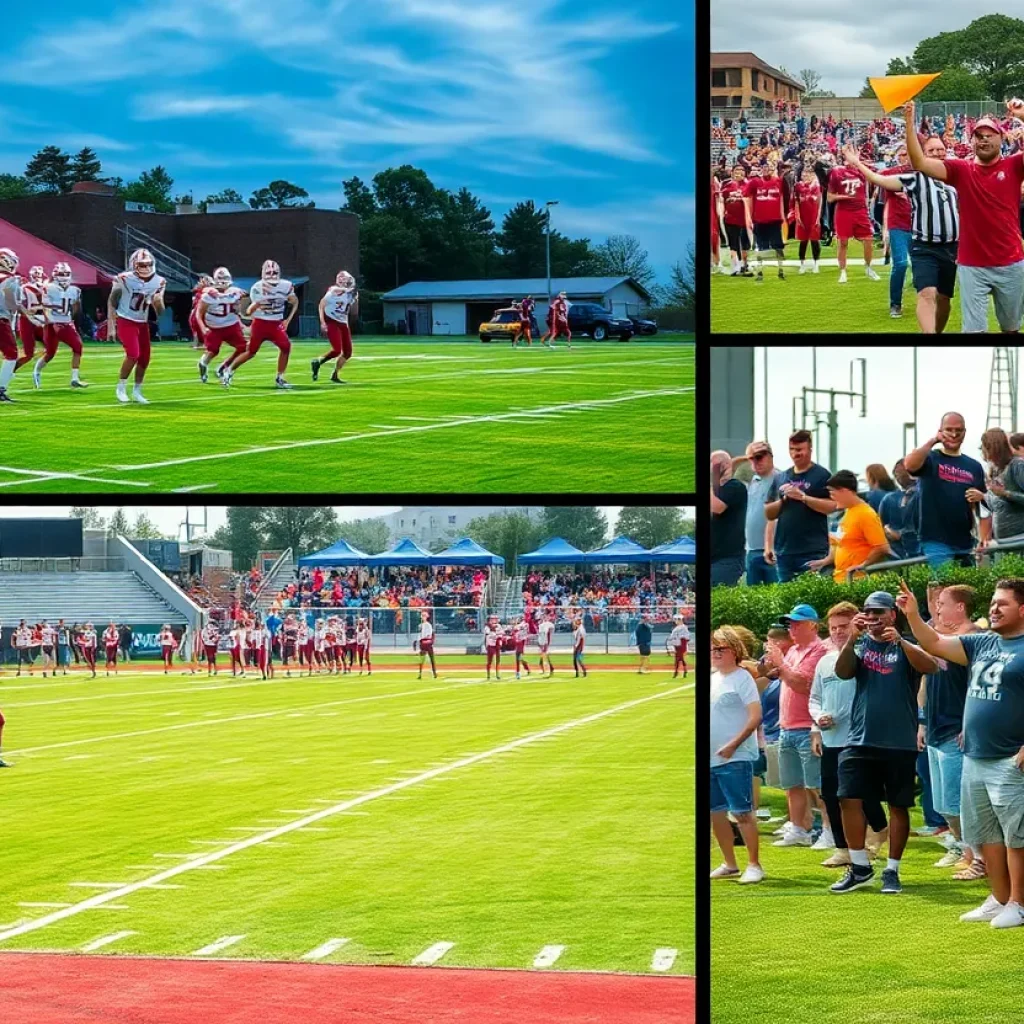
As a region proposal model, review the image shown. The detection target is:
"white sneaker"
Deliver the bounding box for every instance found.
[838,270,848,284]
[865,266,880,281]
[132,389,150,405]
[116,384,130,404]
[811,829,836,851]
[33,367,42,389]
[773,828,812,847]
[812,263,820,274]
[961,894,1004,922]
[939,833,958,850]
[738,865,765,885]
[710,864,740,880]
[799,262,807,275]
[935,847,963,868]
[991,901,1024,929]
[772,821,793,837]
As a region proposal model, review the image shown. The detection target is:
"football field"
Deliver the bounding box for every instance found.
[0,654,692,1019]
[0,338,694,494]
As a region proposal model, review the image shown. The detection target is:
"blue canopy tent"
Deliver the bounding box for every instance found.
[429,537,504,567]
[518,537,587,565]
[363,537,434,566]
[582,536,654,564]
[650,536,696,564]
[297,538,370,567]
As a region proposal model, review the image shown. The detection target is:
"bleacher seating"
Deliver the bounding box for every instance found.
[0,572,187,624]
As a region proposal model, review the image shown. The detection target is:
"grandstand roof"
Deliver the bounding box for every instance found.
[381,277,652,303]
[364,537,434,566]
[651,536,696,564]
[519,537,587,565]
[584,536,654,564]
[0,217,112,286]
[431,537,504,567]
[711,52,805,93]
[297,538,369,567]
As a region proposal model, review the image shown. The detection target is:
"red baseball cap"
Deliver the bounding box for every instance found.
[974,116,1004,136]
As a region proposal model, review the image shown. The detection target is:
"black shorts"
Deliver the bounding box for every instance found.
[638,644,651,656]
[910,240,958,298]
[753,222,784,252]
[837,746,917,808]
[725,223,750,254]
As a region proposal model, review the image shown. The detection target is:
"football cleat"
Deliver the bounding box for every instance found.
[129,248,156,279]
[275,376,293,390]
[311,359,320,381]
[0,388,15,403]
[261,260,281,284]
[70,379,89,389]
[53,262,72,287]
[198,360,208,384]
[0,247,19,274]
[28,265,46,286]
[213,266,232,289]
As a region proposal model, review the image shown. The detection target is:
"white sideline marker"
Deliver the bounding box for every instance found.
[0,685,689,947]
[302,937,350,961]
[533,945,565,968]
[82,930,136,952]
[194,934,246,956]
[413,941,454,966]
[652,948,678,972]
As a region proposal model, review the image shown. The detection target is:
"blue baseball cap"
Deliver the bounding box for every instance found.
[863,591,896,611]
[780,604,819,623]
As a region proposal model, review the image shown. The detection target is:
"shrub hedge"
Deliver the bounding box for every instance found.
[710,556,1024,636]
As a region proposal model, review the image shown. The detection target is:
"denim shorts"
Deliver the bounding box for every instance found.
[927,738,963,817]
[778,728,821,791]
[711,760,755,815]
[962,754,1024,848]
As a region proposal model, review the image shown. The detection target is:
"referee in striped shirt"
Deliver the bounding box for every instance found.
[843,138,959,333]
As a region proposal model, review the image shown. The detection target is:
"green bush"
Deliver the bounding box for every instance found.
[711,556,1024,636]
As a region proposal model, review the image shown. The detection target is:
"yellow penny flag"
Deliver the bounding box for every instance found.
[868,73,941,113]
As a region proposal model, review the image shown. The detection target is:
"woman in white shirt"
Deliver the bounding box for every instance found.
[711,626,764,884]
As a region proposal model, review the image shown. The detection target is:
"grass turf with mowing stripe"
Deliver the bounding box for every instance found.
[0,338,694,493]
[712,789,1009,1024]
[0,663,692,976]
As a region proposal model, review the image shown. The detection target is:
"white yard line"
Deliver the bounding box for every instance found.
[82,930,136,952]
[0,465,151,491]
[412,941,454,966]
[0,685,686,946]
[533,945,565,968]
[194,934,245,956]
[302,937,350,961]
[651,948,679,972]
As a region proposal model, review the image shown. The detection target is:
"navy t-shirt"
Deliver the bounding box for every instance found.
[768,463,832,557]
[924,641,970,747]
[760,678,781,743]
[959,632,1024,759]
[910,449,985,551]
[847,635,920,751]
[711,478,747,562]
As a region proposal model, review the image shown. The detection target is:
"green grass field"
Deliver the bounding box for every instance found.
[0,337,694,494]
[712,787,1015,1024]
[0,654,692,976]
[710,240,1002,333]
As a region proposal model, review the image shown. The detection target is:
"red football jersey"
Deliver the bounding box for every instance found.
[745,176,785,224]
[720,180,748,227]
[827,166,867,207]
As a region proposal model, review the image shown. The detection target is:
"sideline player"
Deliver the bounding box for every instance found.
[537,611,555,677]
[746,160,786,281]
[196,267,248,383]
[103,621,120,675]
[484,614,502,680]
[160,624,176,674]
[202,619,220,676]
[0,247,22,403]
[668,614,690,678]
[356,616,372,675]
[313,270,358,384]
[40,620,56,678]
[573,615,588,678]
[513,614,532,679]
[417,611,438,679]
[36,262,88,389]
[16,265,47,372]
[721,166,754,276]
[108,248,166,404]
[79,622,98,678]
[828,150,880,285]
[792,166,823,275]
[222,260,297,389]
[189,274,213,348]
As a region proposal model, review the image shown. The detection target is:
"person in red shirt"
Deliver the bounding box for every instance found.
[720,165,754,276]
[907,98,1024,333]
[745,161,787,281]
[827,150,880,285]
[791,166,822,275]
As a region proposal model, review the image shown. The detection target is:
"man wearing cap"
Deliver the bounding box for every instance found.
[763,604,829,847]
[743,441,783,585]
[808,470,892,583]
[906,99,1024,333]
[832,591,940,895]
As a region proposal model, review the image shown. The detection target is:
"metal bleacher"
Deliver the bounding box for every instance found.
[0,572,187,625]
[115,225,194,287]
[498,575,525,620]
[255,549,296,614]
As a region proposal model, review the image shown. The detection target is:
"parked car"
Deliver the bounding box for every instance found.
[566,303,634,341]
[628,315,658,336]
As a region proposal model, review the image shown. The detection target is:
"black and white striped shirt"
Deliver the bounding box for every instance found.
[897,171,960,244]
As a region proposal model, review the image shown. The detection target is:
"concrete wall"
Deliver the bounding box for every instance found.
[115,535,204,631]
[711,346,756,454]
[430,301,466,335]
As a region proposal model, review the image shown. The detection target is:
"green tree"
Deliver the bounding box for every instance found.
[215,507,265,570]
[918,67,990,102]
[120,166,175,213]
[108,508,130,536]
[433,187,497,280]
[341,176,378,221]
[24,146,73,193]
[613,507,688,549]
[69,147,102,183]
[206,188,244,205]
[0,174,31,200]
[541,507,608,552]
[69,506,107,529]
[130,512,164,539]
[496,201,549,277]
[914,15,1024,99]
[592,234,656,289]
[337,516,391,555]
[464,511,542,575]
[249,179,314,210]
[360,213,424,290]
[663,246,695,309]
[259,507,340,559]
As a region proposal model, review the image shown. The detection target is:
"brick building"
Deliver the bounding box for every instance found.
[710,52,805,112]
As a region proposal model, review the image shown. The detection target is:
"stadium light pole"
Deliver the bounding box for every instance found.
[545,200,559,304]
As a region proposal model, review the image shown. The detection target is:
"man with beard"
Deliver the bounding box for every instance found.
[832,592,939,895]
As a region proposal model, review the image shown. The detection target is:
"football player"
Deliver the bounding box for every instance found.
[195,267,248,383]
[107,248,166,404]
[35,262,88,389]
[313,270,358,384]
[484,615,502,680]
[515,295,535,347]
[541,291,572,349]
[0,247,22,403]
[222,259,297,389]
[417,611,437,679]
[15,265,47,373]
[190,275,213,349]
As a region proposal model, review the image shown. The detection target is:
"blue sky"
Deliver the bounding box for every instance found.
[1,0,692,284]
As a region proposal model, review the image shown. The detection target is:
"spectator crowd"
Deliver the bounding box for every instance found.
[521,570,693,626]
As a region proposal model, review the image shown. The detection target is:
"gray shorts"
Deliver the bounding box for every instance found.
[962,754,1024,848]
[778,728,821,791]
[958,261,1024,333]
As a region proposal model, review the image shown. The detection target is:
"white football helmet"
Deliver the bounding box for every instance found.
[261,260,281,285]
[53,262,73,287]
[129,248,156,279]
[28,265,46,286]
[0,247,19,274]
[336,270,355,289]
[213,266,233,289]
[196,274,213,290]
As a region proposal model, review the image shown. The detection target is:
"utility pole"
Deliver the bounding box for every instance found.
[545,200,559,305]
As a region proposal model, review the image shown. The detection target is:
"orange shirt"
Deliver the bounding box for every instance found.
[833,502,887,583]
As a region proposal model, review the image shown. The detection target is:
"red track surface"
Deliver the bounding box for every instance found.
[0,954,694,1024]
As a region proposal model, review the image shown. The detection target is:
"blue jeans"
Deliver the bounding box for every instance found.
[889,228,911,307]
[711,760,755,815]
[775,552,823,583]
[711,555,744,587]
[927,738,964,818]
[916,747,946,828]
[745,550,778,586]
[922,541,973,571]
